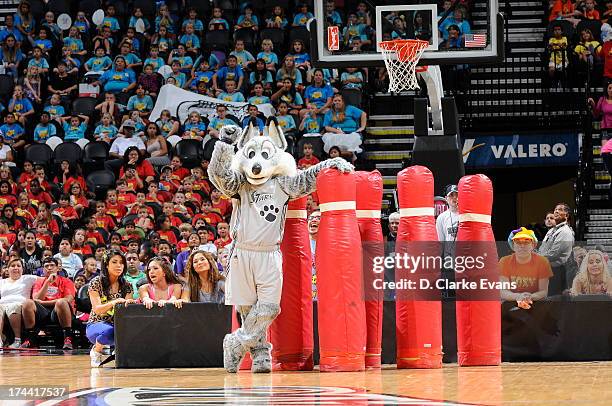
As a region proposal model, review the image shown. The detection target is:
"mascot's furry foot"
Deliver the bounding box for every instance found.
[223,334,247,373]
[251,343,272,373]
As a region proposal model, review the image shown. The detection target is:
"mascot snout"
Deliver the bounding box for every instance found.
[252,163,262,175]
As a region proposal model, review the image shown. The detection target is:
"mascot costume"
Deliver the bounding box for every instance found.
[208,119,353,373]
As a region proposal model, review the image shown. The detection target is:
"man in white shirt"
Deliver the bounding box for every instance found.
[436,184,459,299]
[105,120,146,174]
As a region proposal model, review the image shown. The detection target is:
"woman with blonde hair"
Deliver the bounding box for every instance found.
[571,250,612,295]
[180,250,225,304]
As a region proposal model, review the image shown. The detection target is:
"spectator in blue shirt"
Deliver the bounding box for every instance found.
[179,23,200,54]
[208,7,230,31]
[0,15,24,43]
[169,61,187,88]
[33,112,57,143]
[0,113,25,150]
[288,39,311,72]
[8,85,34,126]
[63,26,86,57]
[155,3,175,34]
[272,78,304,116]
[182,8,204,33]
[183,111,208,141]
[118,42,143,70]
[34,27,53,54]
[85,47,113,72]
[230,39,255,70]
[236,5,259,31]
[325,0,343,25]
[257,39,279,71]
[101,4,121,33]
[94,56,137,94]
[213,55,245,94]
[217,79,246,103]
[248,82,272,105]
[127,85,154,117]
[439,7,471,40]
[266,6,288,29]
[293,3,314,27]
[0,35,24,77]
[276,55,303,89]
[61,115,89,141]
[27,47,49,75]
[341,67,365,91]
[129,8,152,33]
[14,1,35,42]
[302,69,335,118]
[44,94,66,121]
[323,94,367,135]
[275,102,297,135]
[300,103,322,135]
[188,59,214,92]
[168,45,193,73]
[249,59,274,91]
[94,113,119,143]
[343,13,371,47]
[144,46,166,71]
[241,105,265,133]
[208,105,238,138]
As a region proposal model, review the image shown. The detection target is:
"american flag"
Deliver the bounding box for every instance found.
[464,33,487,48]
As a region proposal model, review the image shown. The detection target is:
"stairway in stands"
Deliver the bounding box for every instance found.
[584,121,611,250]
[0,0,19,23]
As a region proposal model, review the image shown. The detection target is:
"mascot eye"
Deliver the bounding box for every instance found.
[262,151,269,159]
[248,151,255,159]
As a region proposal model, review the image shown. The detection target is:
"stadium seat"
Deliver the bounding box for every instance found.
[203,138,218,161]
[206,30,231,51]
[54,142,83,165]
[166,135,182,147]
[174,139,203,169]
[260,28,285,52]
[133,0,157,21]
[83,141,110,173]
[185,0,211,16]
[29,0,46,22]
[45,137,63,151]
[234,28,257,52]
[76,284,92,314]
[342,88,363,108]
[289,26,310,46]
[0,75,14,104]
[79,0,101,18]
[86,170,116,200]
[25,144,53,167]
[47,0,71,15]
[72,97,98,117]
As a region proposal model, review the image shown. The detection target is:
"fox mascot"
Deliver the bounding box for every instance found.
[208,118,353,373]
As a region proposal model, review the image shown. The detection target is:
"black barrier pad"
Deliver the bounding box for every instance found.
[115,303,232,368]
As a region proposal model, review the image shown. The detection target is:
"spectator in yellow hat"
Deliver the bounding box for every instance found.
[500,227,553,309]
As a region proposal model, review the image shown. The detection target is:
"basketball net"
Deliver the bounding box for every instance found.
[379,39,429,92]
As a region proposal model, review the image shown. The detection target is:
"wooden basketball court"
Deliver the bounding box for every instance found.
[1,354,611,405]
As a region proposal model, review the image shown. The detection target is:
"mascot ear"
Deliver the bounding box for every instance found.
[266,117,288,151]
[238,122,257,149]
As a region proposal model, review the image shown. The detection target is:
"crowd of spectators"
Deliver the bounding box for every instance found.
[546,0,612,87]
[0,0,378,355]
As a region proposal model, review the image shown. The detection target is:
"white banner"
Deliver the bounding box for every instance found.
[149,85,275,124]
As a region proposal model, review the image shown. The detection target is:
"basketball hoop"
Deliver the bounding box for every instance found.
[379,39,429,92]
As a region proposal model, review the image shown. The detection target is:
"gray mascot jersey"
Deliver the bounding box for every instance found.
[234,179,289,248]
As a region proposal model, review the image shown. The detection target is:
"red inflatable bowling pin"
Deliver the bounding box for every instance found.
[395,165,443,368]
[270,197,314,371]
[316,168,366,372]
[455,174,501,366]
[355,170,384,369]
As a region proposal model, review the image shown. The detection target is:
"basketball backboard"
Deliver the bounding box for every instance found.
[310,0,503,67]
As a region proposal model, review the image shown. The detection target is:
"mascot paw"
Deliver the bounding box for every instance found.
[223,334,247,373]
[329,157,355,173]
[251,346,272,373]
[219,125,242,145]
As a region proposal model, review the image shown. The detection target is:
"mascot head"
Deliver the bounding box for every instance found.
[231,117,297,185]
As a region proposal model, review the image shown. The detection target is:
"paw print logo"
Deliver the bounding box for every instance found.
[260,205,279,222]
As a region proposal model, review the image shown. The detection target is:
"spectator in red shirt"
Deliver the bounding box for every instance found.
[0,217,16,249]
[72,229,93,257]
[211,188,231,218]
[33,166,51,192]
[54,160,86,193]
[85,217,106,246]
[119,164,143,192]
[170,156,190,181]
[159,165,180,194]
[68,182,89,217]
[35,222,53,249]
[214,222,232,249]
[162,201,183,228]
[119,146,156,185]
[116,180,137,207]
[0,180,17,206]
[18,160,35,189]
[15,193,36,226]
[156,214,178,245]
[34,202,60,235]
[0,165,17,195]
[146,182,166,205]
[3,204,25,232]
[53,194,79,222]
[21,257,76,349]
[94,201,116,231]
[191,166,212,197]
[193,198,223,227]
[177,223,194,252]
[105,189,127,221]
[181,176,202,204]
[297,142,320,169]
[27,179,53,208]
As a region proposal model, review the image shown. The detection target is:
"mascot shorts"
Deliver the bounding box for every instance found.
[225,247,283,306]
